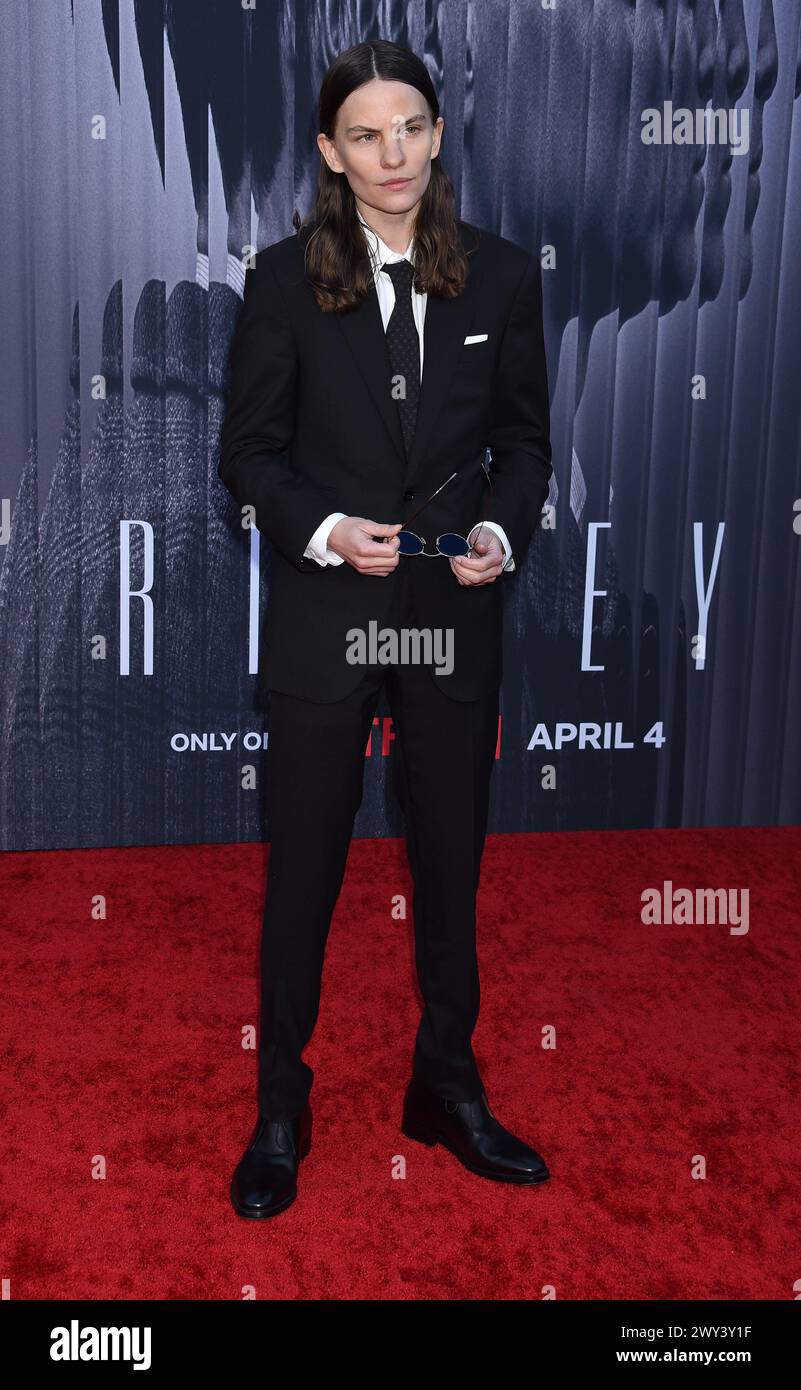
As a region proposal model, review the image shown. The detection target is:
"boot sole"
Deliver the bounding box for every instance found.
[229,1179,299,1219]
[401,1116,550,1185]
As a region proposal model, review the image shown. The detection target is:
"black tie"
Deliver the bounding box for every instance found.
[382,259,420,459]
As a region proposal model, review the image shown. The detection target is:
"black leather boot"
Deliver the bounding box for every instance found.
[230,1103,312,1219]
[401,1076,549,1184]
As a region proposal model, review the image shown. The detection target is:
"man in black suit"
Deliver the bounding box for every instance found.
[219,60,552,1218]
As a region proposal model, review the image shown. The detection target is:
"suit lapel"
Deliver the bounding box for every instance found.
[334,283,406,464]
[333,223,482,486]
[405,274,479,483]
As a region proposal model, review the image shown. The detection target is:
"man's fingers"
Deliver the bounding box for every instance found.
[356,544,400,564]
[456,554,500,575]
[452,568,501,585]
[356,556,400,571]
[451,545,503,584]
[330,517,404,574]
[357,520,402,556]
[363,520,403,538]
[353,541,401,572]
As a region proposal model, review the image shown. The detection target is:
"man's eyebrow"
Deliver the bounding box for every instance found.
[345,113,428,134]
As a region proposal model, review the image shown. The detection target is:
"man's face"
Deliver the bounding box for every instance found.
[318,78,443,222]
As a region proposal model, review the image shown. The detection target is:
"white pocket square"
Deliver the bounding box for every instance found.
[463,333,488,344]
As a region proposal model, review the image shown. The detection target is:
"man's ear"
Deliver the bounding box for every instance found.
[317,131,342,174]
[431,116,444,160]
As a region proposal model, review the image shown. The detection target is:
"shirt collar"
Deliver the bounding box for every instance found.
[356,206,414,279]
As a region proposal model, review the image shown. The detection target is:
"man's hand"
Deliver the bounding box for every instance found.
[328,517,402,575]
[450,528,505,585]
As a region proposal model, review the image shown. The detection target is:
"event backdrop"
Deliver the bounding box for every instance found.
[1,0,800,851]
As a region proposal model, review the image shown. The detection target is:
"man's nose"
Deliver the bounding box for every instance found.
[380,133,407,167]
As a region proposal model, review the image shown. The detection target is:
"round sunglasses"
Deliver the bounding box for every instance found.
[394,455,494,557]
[396,526,482,557]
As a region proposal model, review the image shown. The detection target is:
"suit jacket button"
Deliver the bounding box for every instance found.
[403,489,415,500]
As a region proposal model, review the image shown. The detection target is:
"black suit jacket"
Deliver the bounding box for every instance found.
[218,219,552,701]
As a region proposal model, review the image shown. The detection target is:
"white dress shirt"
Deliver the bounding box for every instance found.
[303,207,514,570]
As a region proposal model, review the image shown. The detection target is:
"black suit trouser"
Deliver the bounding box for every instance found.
[257,559,500,1118]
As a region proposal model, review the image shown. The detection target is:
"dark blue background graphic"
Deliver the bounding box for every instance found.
[1,0,799,850]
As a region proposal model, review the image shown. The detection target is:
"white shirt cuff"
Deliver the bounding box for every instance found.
[467,520,515,572]
[304,512,348,566]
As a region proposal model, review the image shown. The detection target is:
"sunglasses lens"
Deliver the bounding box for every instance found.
[397,530,423,555]
[437,533,470,557]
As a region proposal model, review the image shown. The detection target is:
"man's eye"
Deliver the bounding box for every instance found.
[357,126,422,142]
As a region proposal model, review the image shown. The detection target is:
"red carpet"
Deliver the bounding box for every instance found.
[2,826,798,1300]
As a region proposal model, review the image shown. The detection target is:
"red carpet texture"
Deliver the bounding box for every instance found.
[2,825,799,1301]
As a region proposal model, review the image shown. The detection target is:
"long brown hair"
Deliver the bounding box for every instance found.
[292,40,476,313]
